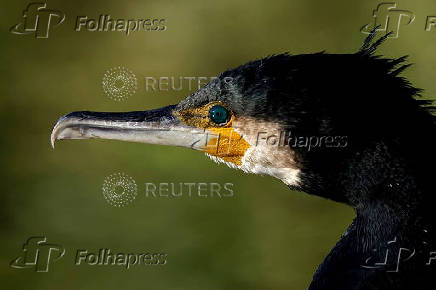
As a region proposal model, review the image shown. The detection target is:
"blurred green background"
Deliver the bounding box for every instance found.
[1,0,435,289]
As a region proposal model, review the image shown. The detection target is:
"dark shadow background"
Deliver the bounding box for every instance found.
[1,0,435,289]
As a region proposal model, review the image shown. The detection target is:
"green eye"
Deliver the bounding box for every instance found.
[209,105,230,125]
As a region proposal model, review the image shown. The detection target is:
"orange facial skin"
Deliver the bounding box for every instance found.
[174,102,250,165]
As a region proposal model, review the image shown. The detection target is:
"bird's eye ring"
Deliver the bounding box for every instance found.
[209,105,230,125]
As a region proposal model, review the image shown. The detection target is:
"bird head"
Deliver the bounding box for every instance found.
[51,32,430,205]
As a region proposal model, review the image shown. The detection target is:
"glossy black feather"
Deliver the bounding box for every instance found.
[178,29,436,289]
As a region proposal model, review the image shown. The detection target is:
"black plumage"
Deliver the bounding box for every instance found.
[52,29,436,289]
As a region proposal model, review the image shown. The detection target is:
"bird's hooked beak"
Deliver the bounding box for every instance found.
[50,103,300,185]
[50,105,212,150]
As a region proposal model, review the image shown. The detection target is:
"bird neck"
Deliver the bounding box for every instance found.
[334,139,436,263]
[310,207,434,289]
[310,148,436,289]
[352,200,426,254]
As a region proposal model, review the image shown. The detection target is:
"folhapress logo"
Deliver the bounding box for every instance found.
[10,3,65,38]
[361,2,415,38]
[10,236,65,272]
[10,3,166,39]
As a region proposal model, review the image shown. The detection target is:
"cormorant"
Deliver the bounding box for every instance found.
[51,31,436,289]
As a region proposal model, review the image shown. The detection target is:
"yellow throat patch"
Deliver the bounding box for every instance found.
[174,102,250,165]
